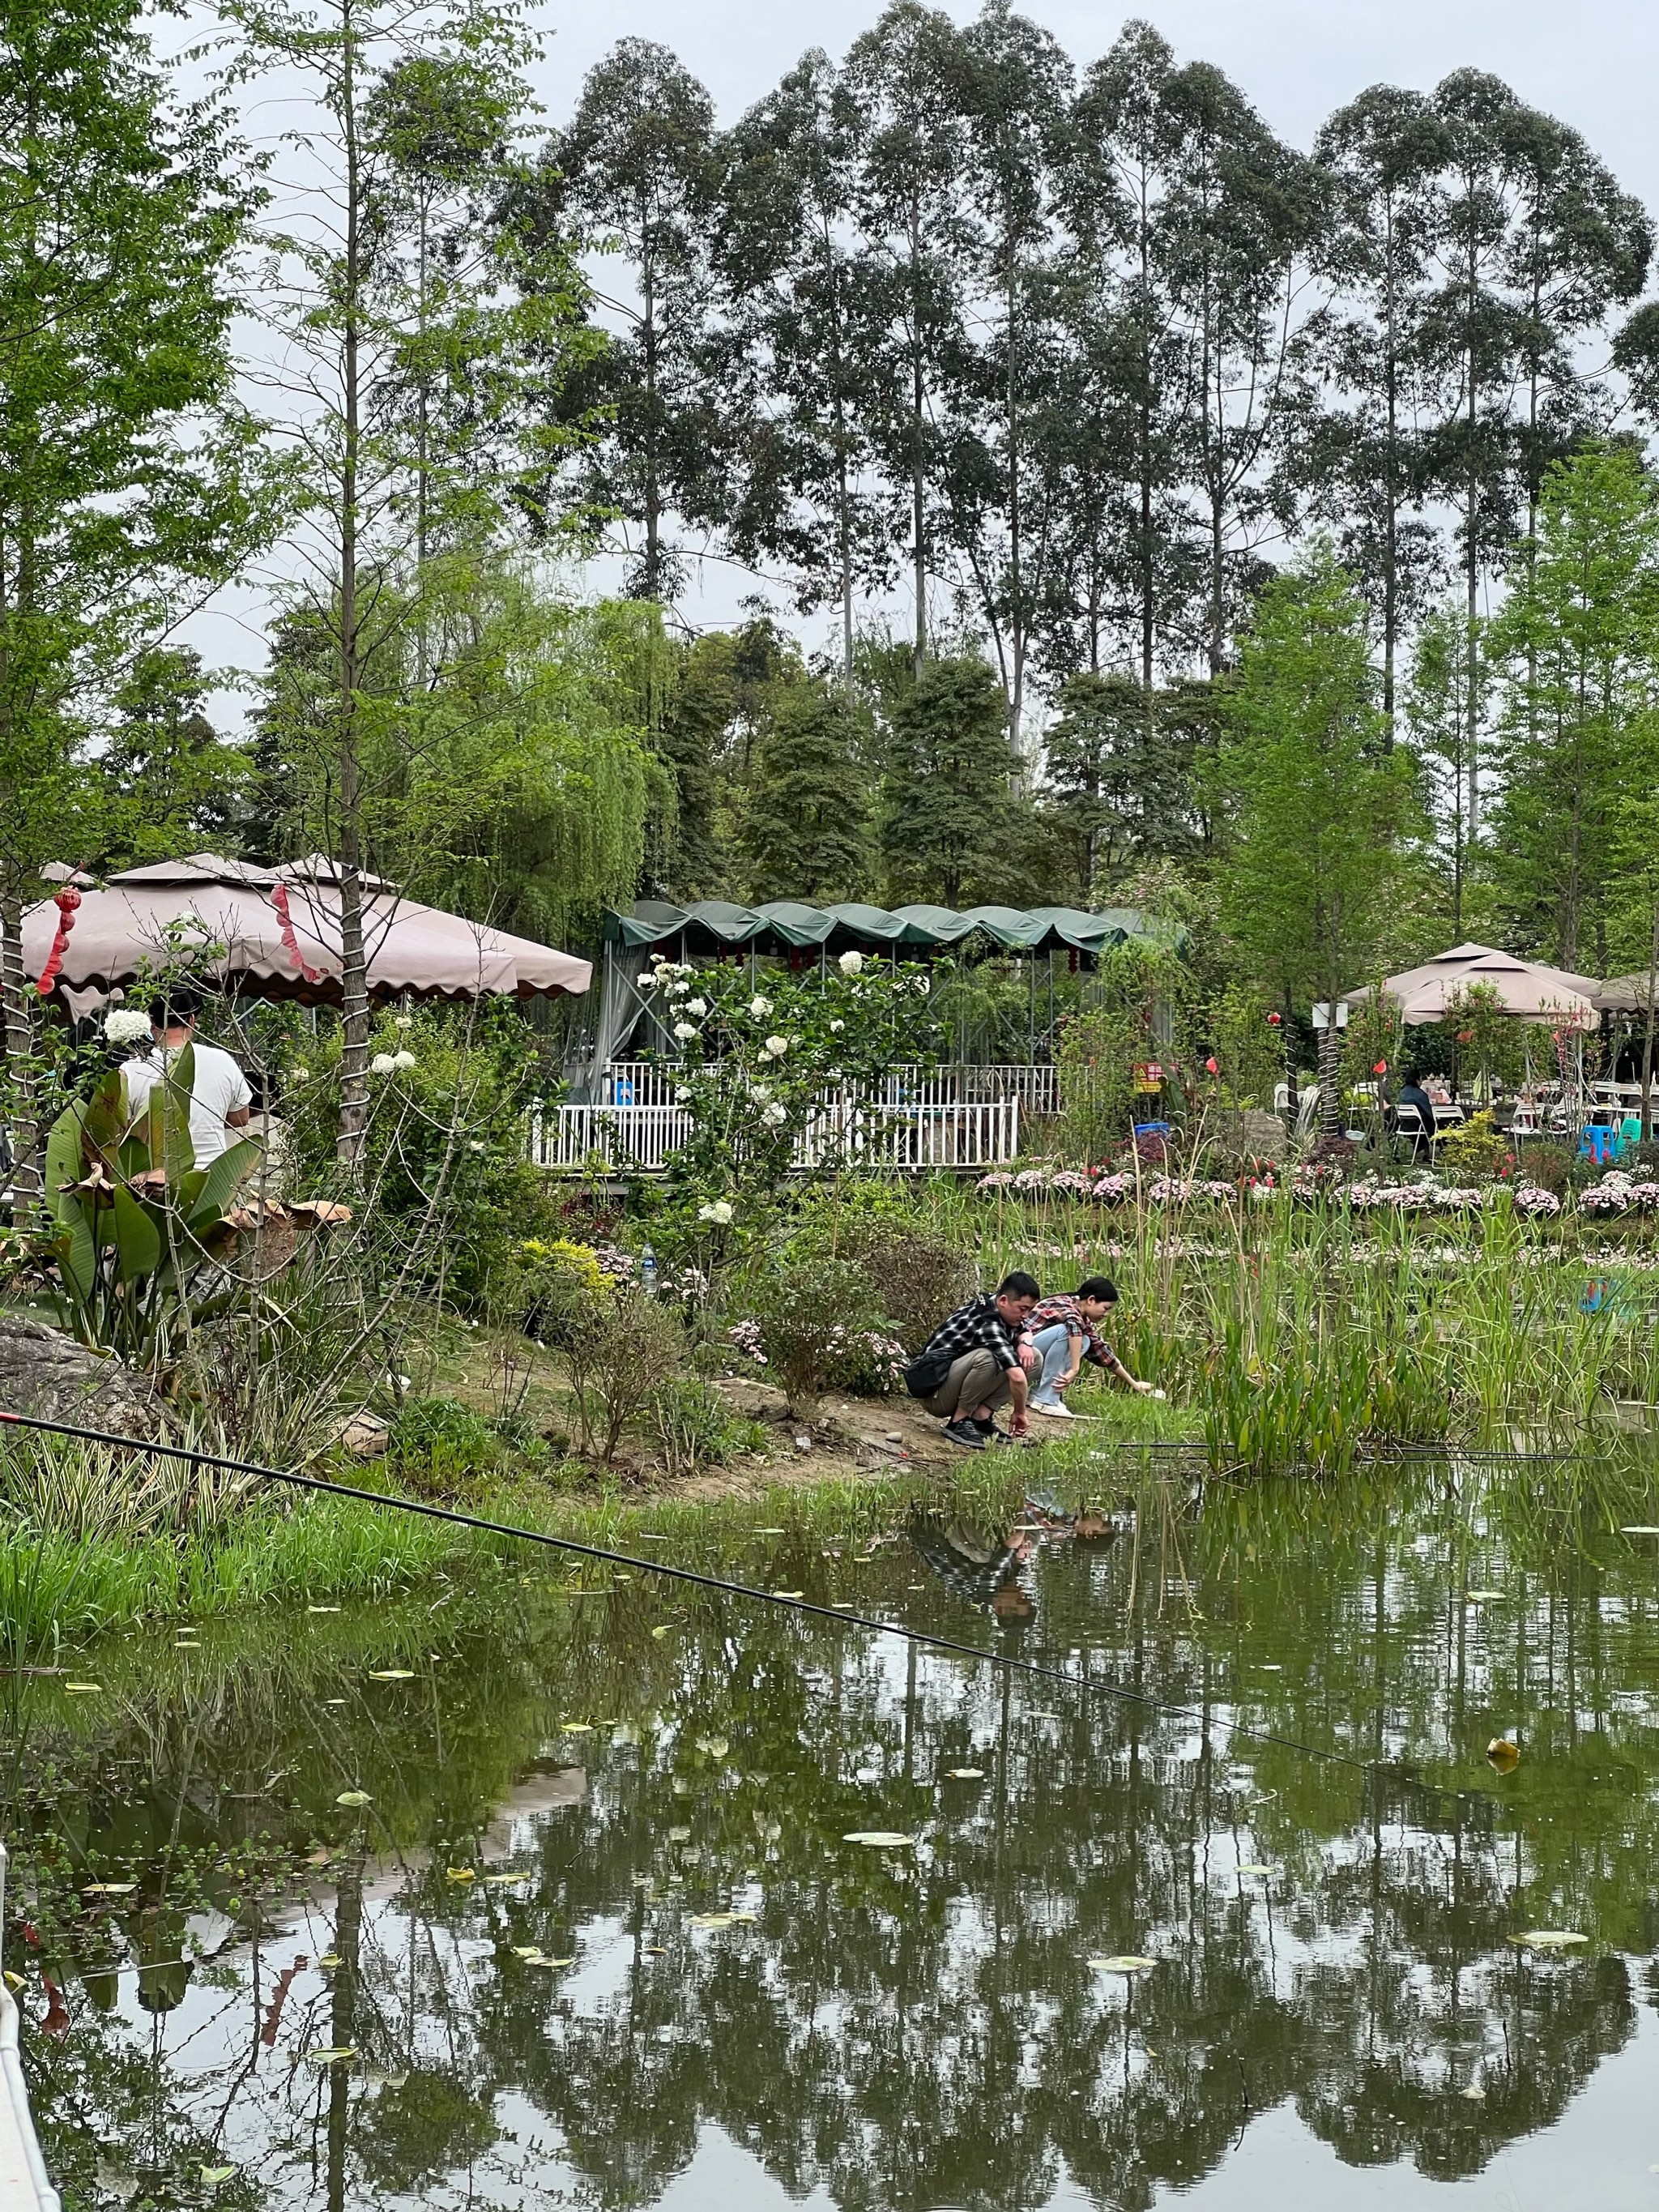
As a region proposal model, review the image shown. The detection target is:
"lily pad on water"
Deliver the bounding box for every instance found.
[1090,1955,1158,1973]
[201,2167,237,2185]
[1237,1864,1275,1877]
[946,1769,985,1780]
[446,1868,476,1882]
[1621,1527,1659,1535]
[82,1882,137,1897]
[772,1589,804,1599]
[651,1625,672,1638]
[483,1872,527,1885]
[305,2048,357,2065]
[1510,1928,1589,1949]
[689,1912,737,1928]
[842,1831,918,1847]
[335,1790,372,1807]
[1465,1590,1508,1603]
[308,1604,341,1613]
[369,1668,416,1680]
[695,1736,730,1758]
[65,1683,102,1693]
[561,1721,594,1733]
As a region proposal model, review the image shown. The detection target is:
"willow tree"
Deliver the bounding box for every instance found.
[1217,544,1418,1133]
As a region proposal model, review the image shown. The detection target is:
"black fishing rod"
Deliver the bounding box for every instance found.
[0,1403,1376,1771]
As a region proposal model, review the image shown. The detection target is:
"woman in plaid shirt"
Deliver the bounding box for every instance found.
[1026,1276,1154,1419]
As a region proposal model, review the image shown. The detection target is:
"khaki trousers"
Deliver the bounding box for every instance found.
[922,1347,1013,1423]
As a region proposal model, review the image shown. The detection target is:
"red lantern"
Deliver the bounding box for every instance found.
[1268,1011,1282,1027]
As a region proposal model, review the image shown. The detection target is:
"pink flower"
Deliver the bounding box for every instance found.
[1205,1056,1219,1075]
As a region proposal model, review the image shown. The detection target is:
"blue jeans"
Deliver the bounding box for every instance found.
[1029,1323,1076,1408]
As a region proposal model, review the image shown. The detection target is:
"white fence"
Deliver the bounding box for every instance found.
[596,1060,1058,1114]
[536,1095,1021,1174]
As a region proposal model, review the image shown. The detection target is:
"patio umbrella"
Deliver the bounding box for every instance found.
[23,853,590,1009]
[1345,943,1600,1028]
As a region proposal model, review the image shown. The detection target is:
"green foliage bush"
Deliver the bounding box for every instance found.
[747,1256,900,1407]
[788,1211,975,1354]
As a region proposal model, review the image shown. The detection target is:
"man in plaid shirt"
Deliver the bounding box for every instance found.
[906,1272,1041,1450]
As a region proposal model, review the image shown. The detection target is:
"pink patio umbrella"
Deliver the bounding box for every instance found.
[1344,943,1600,1028]
[23,854,590,1009]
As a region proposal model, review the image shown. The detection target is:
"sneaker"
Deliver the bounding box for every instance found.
[943,1417,987,1451]
[1031,1401,1074,1420]
[972,1415,1009,1443]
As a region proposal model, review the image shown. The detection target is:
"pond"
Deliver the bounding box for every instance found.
[8,1452,1659,2211]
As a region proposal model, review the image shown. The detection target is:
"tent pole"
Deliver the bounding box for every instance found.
[1047,950,1055,1062]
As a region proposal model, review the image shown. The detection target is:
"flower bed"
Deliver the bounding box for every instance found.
[975,1164,1565,1217]
[1579,1172,1659,1217]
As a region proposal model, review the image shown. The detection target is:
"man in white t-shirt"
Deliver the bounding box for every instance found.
[122,986,255,1168]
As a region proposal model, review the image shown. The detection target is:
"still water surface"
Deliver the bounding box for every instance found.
[8,1457,1659,2210]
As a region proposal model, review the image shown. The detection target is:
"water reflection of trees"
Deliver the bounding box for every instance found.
[11,1458,1659,2206]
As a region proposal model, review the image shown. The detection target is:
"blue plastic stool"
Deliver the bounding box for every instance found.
[1580,1125,1621,1164]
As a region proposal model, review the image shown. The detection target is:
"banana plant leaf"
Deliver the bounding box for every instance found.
[81,1068,129,1175]
[53,1190,98,1300]
[111,1187,164,1283]
[146,1043,196,1180]
[44,1101,87,1215]
[181,1139,263,1231]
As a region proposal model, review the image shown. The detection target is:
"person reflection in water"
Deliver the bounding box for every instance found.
[907,1497,1120,1622]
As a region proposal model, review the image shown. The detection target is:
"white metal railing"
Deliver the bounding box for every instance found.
[596,1061,1058,1113]
[536,1096,1020,1174]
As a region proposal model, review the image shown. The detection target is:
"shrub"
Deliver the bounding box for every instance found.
[1435,1111,1512,1182]
[647,1378,767,1478]
[791,1215,975,1354]
[745,1257,900,1409]
[564,1289,688,1464]
[1516,1142,1574,1196]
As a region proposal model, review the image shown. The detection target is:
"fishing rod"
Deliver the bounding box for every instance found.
[0,1404,1370,1774]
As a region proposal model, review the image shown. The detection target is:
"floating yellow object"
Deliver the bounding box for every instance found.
[1090,1955,1158,1973]
[335,1790,372,1807]
[369,1668,416,1680]
[1509,1928,1589,1950]
[1486,1737,1520,1772]
[82,1882,136,1897]
[65,1683,102,1693]
[446,1868,476,1882]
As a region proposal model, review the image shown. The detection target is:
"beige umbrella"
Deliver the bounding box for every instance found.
[23,853,590,1006]
[1346,943,1601,1028]
[1597,971,1659,1014]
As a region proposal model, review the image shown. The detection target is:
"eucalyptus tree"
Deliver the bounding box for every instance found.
[230,0,587,1164]
[742,674,871,899]
[1160,58,1320,676]
[0,0,267,1202]
[544,40,724,605]
[876,655,1018,905]
[1405,600,1486,937]
[1064,22,1208,690]
[939,0,1074,754]
[714,51,894,690]
[843,2,974,674]
[1305,86,1449,725]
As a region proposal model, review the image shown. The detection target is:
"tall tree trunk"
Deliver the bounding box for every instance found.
[1381,194,1398,736]
[910,198,927,677]
[325,1859,361,2212]
[0,884,38,1208]
[1004,240,1023,756]
[642,255,659,603]
[1318,1006,1342,1138]
[335,0,370,1168]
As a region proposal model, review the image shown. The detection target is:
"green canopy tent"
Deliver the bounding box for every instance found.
[587,898,1186,1080]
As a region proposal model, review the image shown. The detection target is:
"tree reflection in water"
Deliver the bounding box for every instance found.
[7,1454,1659,2208]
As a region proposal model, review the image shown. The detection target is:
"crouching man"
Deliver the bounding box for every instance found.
[904,1272,1040,1451]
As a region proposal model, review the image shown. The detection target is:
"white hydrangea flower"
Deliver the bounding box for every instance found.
[697,1199,735,1226]
[761,1034,789,1059]
[838,950,864,976]
[674,1087,690,1104]
[667,979,689,997]
[291,1065,310,1083]
[829,1018,845,1033]
[749,1081,772,1103]
[672,1020,697,1042]
[748,994,773,1018]
[392,1050,416,1070]
[104,1009,155,1046]
[686,996,707,1016]
[394,1014,414,1030]
[370,1052,398,1074]
[761,1101,787,1126]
